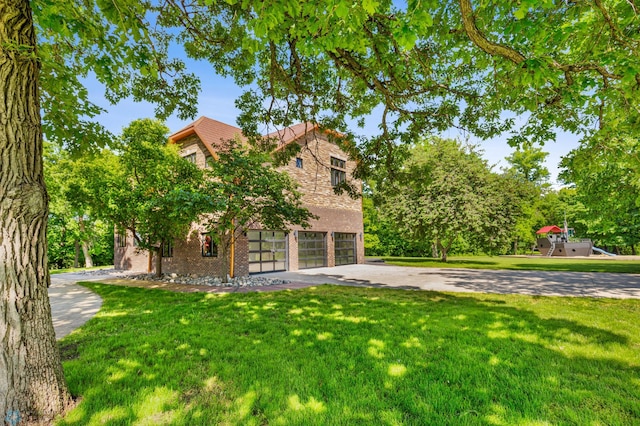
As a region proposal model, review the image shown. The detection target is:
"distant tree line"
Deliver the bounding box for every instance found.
[364,138,640,259]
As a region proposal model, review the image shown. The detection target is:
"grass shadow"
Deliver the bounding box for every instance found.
[57,283,640,425]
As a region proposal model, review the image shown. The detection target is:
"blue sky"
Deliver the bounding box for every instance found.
[89,58,579,185]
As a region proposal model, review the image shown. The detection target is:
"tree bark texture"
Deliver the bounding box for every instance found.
[73,240,80,268]
[0,0,72,421]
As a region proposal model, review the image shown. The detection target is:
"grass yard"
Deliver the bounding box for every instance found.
[58,283,640,425]
[50,265,114,275]
[383,255,640,274]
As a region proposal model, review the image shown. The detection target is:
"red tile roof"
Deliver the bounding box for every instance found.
[168,116,245,157]
[264,122,319,146]
[169,117,344,154]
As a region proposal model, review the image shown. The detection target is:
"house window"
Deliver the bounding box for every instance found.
[330,156,346,187]
[205,155,214,168]
[162,240,173,257]
[133,232,142,247]
[296,157,303,168]
[117,234,126,247]
[202,233,217,257]
[184,153,196,164]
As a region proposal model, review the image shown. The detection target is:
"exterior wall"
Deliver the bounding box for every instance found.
[177,135,212,168]
[161,227,249,277]
[115,125,365,276]
[114,230,153,272]
[287,206,364,271]
[280,133,361,212]
[279,133,364,271]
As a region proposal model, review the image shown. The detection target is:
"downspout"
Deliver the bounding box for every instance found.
[229,227,235,279]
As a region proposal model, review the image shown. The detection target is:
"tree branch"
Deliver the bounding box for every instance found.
[458,0,526,64]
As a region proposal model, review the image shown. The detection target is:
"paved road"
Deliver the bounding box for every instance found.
[49,264,640,338]
[258,263,640,299]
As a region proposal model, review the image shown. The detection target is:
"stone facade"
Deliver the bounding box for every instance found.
[114,117,364,276]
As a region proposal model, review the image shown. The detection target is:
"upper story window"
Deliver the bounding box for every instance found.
[184,153,196,164]
[205,155,215,168]
[330,156,346,187]
[331,157,346,169]
[116,234,126,247]
[296,157,303,168]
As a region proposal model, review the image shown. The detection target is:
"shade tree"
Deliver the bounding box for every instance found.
[379,137,526,261]
[201,140,315,280]
[3,0,639,421]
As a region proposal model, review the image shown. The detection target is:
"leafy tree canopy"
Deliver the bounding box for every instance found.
[77,118,211,275]
[35,1,639,174]
[378,137,527,261]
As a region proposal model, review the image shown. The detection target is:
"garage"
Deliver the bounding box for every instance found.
[334,232,356,265]
[248,230,287,273]
[298,231,326,269]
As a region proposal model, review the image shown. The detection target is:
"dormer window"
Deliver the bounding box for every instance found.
[330,156,346,187]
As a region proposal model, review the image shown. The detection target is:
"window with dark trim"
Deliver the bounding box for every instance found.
[117,234,126,247]
[184,153,196,164]
[162,240,173,257]
[330,156,346,187]
[295,157,303,168]
[202,233,217,257]
[133,232,142,247]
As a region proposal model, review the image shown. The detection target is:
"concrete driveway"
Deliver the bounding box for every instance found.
[48,270,129,339]
[257,263,640,299]
[48,264,640,339]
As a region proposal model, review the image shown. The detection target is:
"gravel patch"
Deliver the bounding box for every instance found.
[129,272,291,288]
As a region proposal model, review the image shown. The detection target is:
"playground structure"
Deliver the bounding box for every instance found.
[535,225,596,257]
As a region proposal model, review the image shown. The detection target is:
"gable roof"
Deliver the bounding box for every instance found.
[168,116,245,158]
[264,122,320,146]
[169,117,347,156]
[536,225,563,234]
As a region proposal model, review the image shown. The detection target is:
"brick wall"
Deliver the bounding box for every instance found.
[280,133,361,212]
[287,205,364,270]
[114,230,153,272]
[115,123,365,276]
[160,227,249,277]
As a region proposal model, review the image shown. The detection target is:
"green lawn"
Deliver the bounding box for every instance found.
[50,265,113,275]
[58,283,640,425]
[382,255,640,274]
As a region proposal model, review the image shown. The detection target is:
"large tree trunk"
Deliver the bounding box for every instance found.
[0,0,72,421]
[78,216,93,268]
[74,240,80,268]
[437,240,449,262]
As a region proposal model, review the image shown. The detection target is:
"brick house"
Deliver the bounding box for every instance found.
[114,116,365,276]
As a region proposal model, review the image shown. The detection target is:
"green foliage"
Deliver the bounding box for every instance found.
[78,119,211,274]
[560,136,640,251]
[33,0,200,152]
[44,143,114,268]
[149,1,640,180]
[504,145,550,187]
[202,141,315,277]
[376,137,528,261]
[362,195,429,257]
